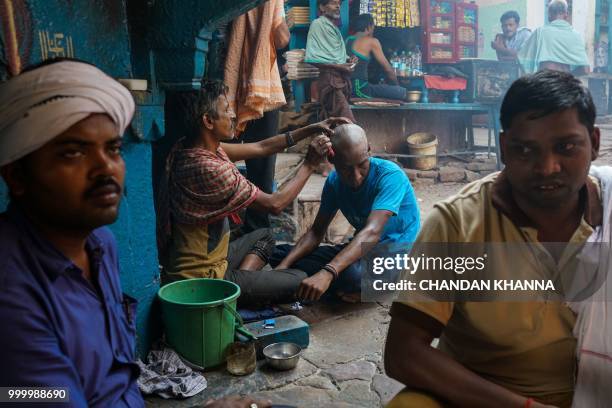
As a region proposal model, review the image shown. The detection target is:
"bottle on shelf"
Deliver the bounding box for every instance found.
[399,51,407,78]
[407,51,413,77]
[391,52,399,76]
[414,45,422,75]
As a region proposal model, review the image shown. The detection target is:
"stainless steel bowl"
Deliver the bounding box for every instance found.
[406,90,422,103]
[263,342,302,370]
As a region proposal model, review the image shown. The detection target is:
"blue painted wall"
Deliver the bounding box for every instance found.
[0,1,131,77]
[108,138,162,356]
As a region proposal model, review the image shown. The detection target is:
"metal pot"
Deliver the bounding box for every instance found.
[406,91,422,103]
[263,342,302,371]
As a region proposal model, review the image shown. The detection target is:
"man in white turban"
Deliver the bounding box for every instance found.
[0,58,143,407]
[0,59,274,408]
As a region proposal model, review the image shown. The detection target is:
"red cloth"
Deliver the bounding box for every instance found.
[423,75,467,91]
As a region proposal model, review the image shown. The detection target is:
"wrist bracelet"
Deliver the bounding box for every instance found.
[285,130,295,147]
[322,264,338,281]
[524,398,534,408]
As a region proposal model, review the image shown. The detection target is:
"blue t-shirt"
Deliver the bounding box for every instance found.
[319,158,420,243]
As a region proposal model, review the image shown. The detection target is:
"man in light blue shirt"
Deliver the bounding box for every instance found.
[491,10,531,62]
[272,124,420,302]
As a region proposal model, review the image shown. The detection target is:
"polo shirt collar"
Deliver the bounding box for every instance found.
[491,171,602,229]
[6,202,105,281]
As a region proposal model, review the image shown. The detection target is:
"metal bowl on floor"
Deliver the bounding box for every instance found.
[263,342,302,371]
[406,90,422,103]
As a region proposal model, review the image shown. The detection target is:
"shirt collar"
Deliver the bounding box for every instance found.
[6,202,106,281]
[491,171,602,229]
[550,19,571,28]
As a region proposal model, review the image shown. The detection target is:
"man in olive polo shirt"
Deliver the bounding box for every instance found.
[384,70,602,408]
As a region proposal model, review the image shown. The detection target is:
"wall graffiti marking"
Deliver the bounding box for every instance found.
[38,31,74,60]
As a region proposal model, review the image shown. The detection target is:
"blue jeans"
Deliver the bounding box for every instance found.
[270,244,363,294]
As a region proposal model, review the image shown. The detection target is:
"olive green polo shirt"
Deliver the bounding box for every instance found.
[392,171,602,407]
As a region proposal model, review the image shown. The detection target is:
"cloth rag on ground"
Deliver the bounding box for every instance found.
[0,60,134,166]
[224,0,286,132]
[137,347,207,399]
[569,166,612,407]
[518,19,589,74]
[423,75,467,91]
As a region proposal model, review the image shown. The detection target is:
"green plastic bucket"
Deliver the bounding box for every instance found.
[158,278,242,368]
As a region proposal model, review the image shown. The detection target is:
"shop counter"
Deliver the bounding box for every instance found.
[349,102,501,169]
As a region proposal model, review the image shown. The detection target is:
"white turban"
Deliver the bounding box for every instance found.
[0,60,135,166]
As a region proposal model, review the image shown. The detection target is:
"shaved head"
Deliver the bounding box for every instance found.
[548,0,568,21]
[331,124,371,189]
[332,124,368,159]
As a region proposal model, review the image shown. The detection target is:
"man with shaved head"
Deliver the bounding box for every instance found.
[518,0,589,74]
[272,124,420,301]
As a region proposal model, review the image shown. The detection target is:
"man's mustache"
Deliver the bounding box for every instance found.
[84,178,122,198]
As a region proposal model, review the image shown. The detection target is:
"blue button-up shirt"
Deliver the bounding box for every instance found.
[0,204,143,407]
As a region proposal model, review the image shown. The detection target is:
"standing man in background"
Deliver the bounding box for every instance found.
[305,0,356,121]
[518,0,590,74]
[491,10,531,62]
[224,0,290,233]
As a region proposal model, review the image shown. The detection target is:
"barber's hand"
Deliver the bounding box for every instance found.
[307,117,352,137]
[203,396,272,408]
[305,135,332,166]
[297,270,334,301]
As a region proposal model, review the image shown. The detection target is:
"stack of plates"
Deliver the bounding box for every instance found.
[284,49,319,80]
[287,7,310,28]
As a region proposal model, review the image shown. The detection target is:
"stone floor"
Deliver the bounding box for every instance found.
[145,302,402,408]
[147,125,612,407]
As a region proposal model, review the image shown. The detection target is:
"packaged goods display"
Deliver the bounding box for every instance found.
[284,49,320,80]
[360,0,420,28]
[287,6,310,28]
